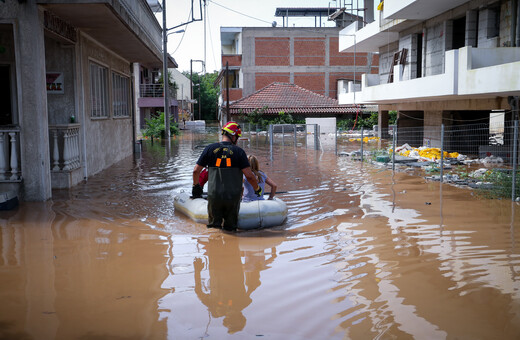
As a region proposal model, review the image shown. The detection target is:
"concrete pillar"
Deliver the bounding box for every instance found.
[424,110,443,148]
[18,4,52,200]
[378,110,390,138]
[365,0,375,24]
[466,10,478,47]
[132,63,141,138]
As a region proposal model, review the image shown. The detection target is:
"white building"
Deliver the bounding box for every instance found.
[169,68,194,122]
[338,0,520,146]
[0,0,174,201]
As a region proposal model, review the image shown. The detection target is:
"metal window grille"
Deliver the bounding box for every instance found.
[112,72,129,117]
[89,62,108,118]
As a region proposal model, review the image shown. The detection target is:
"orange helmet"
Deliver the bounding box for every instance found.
[222,121,242,137]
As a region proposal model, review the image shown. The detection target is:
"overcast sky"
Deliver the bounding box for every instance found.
[158,0,377,74]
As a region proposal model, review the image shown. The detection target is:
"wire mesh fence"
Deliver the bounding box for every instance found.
[238,119,520,201]
[339,120,520,201]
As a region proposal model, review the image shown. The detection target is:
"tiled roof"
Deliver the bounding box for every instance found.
[228,82,368,115]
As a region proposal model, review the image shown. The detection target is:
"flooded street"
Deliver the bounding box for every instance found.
[1,128,519,339]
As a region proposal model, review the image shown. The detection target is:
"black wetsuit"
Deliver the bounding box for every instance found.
[196,141,250,230]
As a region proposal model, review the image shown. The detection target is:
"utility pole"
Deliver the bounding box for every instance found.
[162,0,170,139]
[203,0,207,71]
[198,82,202,120]
[226,61,230,122]
[191,59,205,121]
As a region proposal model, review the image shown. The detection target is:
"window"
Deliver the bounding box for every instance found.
[225,69,240,88]
[89,61,108,118]
[112,72,130,117]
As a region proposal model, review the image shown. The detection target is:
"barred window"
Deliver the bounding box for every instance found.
[89,62,108,118]
[112,72,130,117]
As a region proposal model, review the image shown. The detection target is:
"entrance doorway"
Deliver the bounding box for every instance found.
[0,65,13,125]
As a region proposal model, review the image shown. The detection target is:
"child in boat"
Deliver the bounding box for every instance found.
[242,155,277,202]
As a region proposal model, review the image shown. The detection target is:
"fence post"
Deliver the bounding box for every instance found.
[269,124,274,161]
[392,125,396,171]
[512,120,518,201]
[335,124,338,155]
[440,124,444,183]
[294,124,297,146]
[360,127,364,162]
[314,124,319,150]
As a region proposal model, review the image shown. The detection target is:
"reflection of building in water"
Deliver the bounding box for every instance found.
[194,234,277,334]
[0,204,168,339]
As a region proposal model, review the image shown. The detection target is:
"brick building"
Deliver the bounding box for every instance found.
[218,24,379,121]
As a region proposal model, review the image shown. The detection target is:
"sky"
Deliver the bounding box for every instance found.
[157,0,376,74]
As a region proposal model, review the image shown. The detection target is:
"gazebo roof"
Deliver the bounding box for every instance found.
[228,82,371,115]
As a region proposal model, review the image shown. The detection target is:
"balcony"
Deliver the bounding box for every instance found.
[222,54,242,68]
[339,17,401,53]
[49,124,82,189]
[0,126,21,183]
[458,47,520,96]
[383,0,470,20]
[338,47,520,105]
[140,84,177,98]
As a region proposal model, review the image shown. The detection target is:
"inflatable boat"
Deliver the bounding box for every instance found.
[173,191,288,230]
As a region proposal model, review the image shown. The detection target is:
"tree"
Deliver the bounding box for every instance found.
[184,71,220,121]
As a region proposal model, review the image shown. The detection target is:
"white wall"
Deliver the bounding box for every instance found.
[305,117,337,134]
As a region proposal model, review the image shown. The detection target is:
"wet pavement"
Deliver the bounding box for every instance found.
[0,127,519,339]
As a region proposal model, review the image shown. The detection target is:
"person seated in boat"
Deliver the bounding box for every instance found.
[242,155,277,202]
[199,167,208,188]
[192,122,262,231]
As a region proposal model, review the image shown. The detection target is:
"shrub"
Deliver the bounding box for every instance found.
[142,111,179,141]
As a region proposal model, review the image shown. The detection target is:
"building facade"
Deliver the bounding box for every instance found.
[0,0,171,201]
[338,0,520,146]
[219,25,379,121]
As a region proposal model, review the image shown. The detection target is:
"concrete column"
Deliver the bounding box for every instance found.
[18,4,52,200]
[466,10,478,47]
[365,0,375,24]
[378,110,390,138]
[132,63,141,138]
[424,110,443,148]
[289,36,294,83]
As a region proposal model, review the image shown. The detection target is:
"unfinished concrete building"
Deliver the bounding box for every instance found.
[338,0,520,154]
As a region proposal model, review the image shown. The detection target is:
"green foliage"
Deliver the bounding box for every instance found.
[184,71,219,121]
[142,111,179,141]
[238,107,296,128]
[337,112,379,131]
[271,110,295,124]
[389,110,397,125]
[478,169,520,199]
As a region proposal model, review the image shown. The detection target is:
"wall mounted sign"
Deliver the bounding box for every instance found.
[46,72,64,94]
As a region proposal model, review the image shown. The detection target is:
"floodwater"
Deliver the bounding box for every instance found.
[1,127,519,340]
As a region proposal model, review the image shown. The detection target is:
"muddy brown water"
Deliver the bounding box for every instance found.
[1,128,519,339]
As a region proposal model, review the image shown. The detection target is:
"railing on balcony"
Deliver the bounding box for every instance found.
[140,84,177,99]
[0,126,21,182]
[49,124,81,172]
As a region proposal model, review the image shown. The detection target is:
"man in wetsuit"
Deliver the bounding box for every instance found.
[192,122,262,231]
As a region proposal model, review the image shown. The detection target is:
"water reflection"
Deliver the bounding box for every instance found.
[0,129,519,339]
[193,233,278,334]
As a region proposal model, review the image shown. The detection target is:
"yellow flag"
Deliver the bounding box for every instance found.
[377,1,384,11]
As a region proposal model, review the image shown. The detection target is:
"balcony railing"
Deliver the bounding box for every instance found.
[49,124,81,172]
[140,84,177,99]
[0,126,21,182]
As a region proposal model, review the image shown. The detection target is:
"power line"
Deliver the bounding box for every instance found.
[206,2,217,72]
[208,0,272,25]
[170,5,193,55]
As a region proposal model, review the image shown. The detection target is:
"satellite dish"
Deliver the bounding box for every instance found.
[272,21,277,27]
